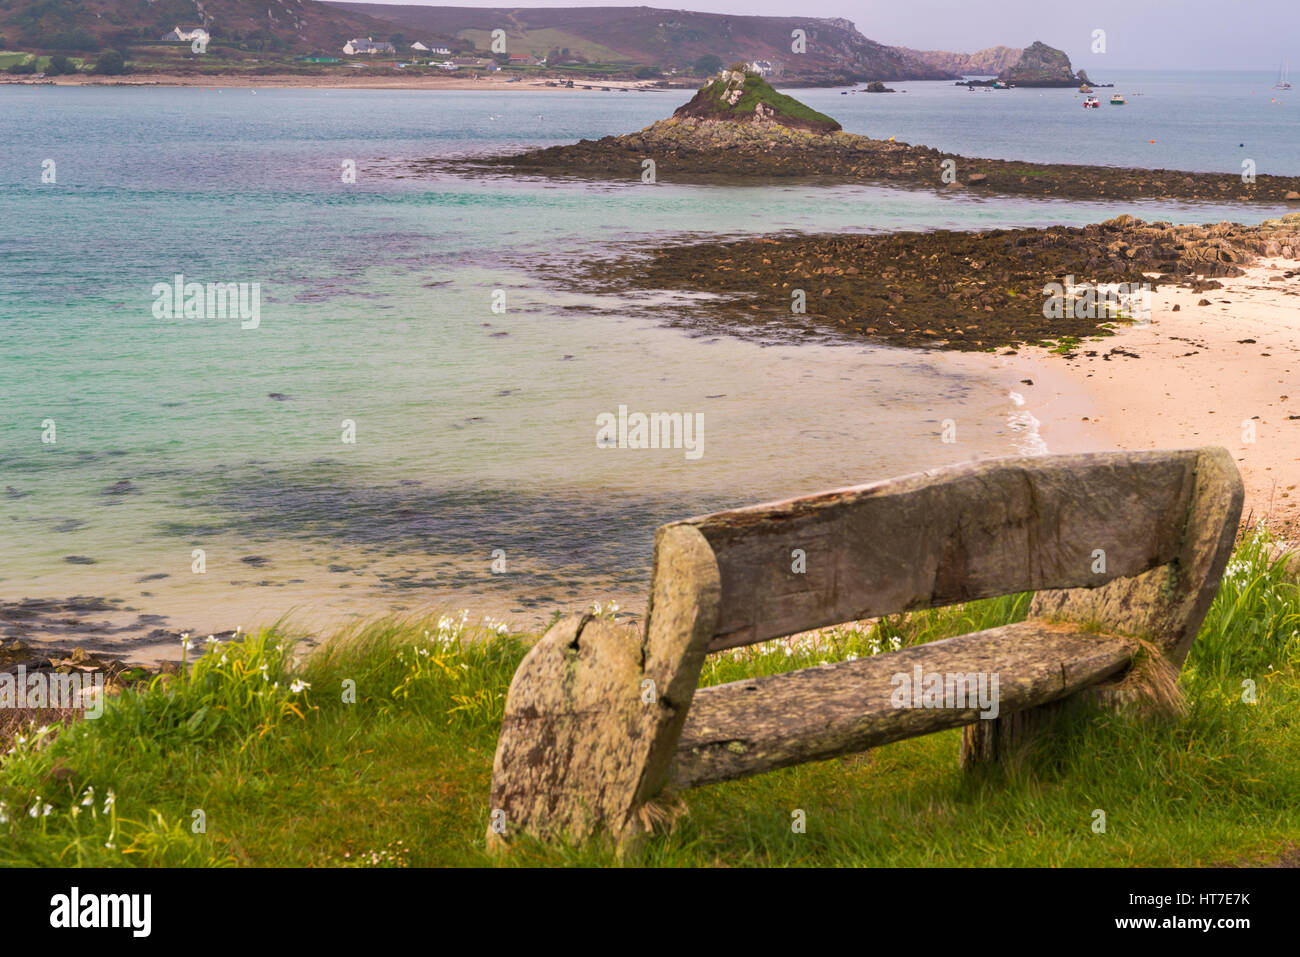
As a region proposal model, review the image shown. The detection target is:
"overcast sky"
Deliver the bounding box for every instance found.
[367,1,1297,71]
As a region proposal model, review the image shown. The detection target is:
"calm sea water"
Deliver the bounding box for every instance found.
[0,72,1293,651]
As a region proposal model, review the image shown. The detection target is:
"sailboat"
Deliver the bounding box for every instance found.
[1276,61,1291,90]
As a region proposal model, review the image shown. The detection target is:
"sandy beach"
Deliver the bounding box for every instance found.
[977,260,1300,540]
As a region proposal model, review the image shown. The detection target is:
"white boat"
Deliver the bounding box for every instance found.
[1276,61,1292,90]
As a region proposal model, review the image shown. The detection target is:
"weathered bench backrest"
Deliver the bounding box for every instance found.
[650,448,1241,659]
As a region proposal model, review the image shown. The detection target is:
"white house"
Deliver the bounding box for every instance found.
[748,60,775,77]
[410,41,429,51]
[161,26,210,43]
[431,46,451,56]
[343,38,397,56]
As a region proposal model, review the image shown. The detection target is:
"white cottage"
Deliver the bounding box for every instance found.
[343,38,397,56]
[161,26,210,43]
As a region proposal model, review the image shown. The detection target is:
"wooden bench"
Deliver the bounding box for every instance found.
[487,447,1242,849]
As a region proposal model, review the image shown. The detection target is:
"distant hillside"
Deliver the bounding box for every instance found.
[325,4,956,81]
[899,45,1022,76]
[0,0,416,54]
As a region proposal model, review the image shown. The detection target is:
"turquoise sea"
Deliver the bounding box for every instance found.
[0,70,1294,654]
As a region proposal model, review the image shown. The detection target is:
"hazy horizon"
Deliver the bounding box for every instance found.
[337,0,1297,72]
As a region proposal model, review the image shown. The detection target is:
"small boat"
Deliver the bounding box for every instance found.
[1083,96,1101,108]
[1079,83,1092,93]
[1276,61,1292,90]
[1109,93,1126,105]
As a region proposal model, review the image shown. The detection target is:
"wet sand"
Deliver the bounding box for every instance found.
[973,260,1300,539]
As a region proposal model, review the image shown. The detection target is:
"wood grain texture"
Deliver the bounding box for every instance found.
[668,450,1201,652]
[487,525,720,849]
[1029,447,1243,665]
[670,621,1134,789]
[487,614,648,848]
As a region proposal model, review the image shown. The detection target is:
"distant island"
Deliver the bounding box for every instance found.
[437,67,1300,206]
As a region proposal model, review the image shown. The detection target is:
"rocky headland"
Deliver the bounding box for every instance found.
[997,40,1087,87]
[434,69,1300,205]
[903,39,1102,86]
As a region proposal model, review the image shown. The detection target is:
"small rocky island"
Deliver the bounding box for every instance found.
[426,67,1300,205]
[670,65,841,132]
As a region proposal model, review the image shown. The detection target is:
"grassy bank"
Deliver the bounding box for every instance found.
[1,534,1297,867]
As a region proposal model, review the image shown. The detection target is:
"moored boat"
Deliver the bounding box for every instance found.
[1109,93,1126,105]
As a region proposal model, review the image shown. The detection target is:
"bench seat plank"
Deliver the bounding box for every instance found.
[671,621,1134,789]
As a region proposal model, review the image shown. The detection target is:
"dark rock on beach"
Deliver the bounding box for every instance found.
[560,213,1300,351]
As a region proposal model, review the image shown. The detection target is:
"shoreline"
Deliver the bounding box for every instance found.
[8,253,1296,667]
[1015,260,1300,538]
[934,260,1299,540]
[3,72,673,92]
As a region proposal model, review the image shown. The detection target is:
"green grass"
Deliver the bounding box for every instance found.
[1,535,1296,867]
[703,72,840,130]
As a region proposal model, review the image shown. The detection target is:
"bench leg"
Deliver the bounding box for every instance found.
[487,614,653,850]
[959,698,1074,768]
[487,525,721,852]
[960,642,1182,769]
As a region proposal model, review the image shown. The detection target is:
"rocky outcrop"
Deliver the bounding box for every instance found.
[1000,40,1084,86]
[563,214,1300,352]
[900,45,1023,76]
[671,67,841,133]
[443,112,1300,206]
